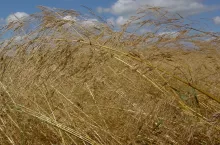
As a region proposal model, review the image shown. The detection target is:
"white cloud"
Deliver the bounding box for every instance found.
[110,0,138,15]
[106,16,130,27]
[13,35,25,42]
[63,15,77,21]
[107,17,116,26]
[158,31,179,38]
[99,0,216,16]
[213,16,220,25]
[62,15,100,28]
[98,0,219,30]
[62,15,78,28]
[116,16,128,26]
[81,18,99,27]
[6,12,29,24]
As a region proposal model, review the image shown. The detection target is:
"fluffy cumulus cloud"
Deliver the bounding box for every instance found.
[106,16,130,27]
[62,15,100,28]
[107,17,116,26]
[158,31,179,38]
[213,16,220,25]
[13,35,26,42]
[63,15,77,21]
[99,0,215,16]
[115,16,129,26]
[6,12,29,24]
[98,0,217,27]
[81,18,99,27]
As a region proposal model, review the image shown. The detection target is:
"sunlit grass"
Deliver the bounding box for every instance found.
[0,5,220,145]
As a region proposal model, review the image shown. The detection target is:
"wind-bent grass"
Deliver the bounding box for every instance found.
[0,6,220,145]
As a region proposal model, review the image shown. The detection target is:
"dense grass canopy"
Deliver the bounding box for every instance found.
[0,6,220,145]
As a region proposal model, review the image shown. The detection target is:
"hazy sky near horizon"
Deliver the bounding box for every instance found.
[1,0,220,32]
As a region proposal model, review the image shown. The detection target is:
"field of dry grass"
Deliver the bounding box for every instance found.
[0,6,220,145]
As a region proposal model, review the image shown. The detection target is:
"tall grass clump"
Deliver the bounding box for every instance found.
[0,6,220,144]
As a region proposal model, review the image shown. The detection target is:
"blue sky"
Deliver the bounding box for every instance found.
[1,0,220,32]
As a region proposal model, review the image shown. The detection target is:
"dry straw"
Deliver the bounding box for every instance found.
[0,5,220,145]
